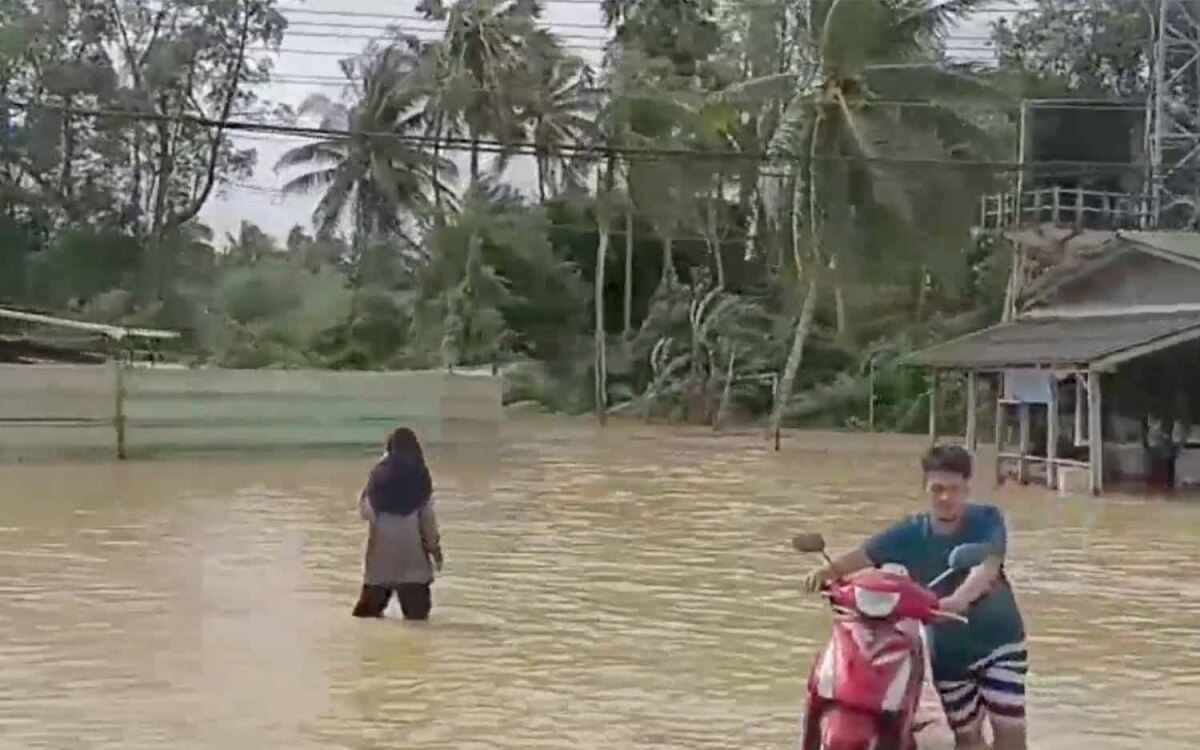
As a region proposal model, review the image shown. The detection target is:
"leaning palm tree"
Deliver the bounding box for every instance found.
[751,0,1004,436]
[274,41,454,252]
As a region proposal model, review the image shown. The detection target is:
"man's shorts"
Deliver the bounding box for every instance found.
[934,641,1027,733]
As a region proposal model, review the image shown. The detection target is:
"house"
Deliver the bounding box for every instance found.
[909,230,1200,495]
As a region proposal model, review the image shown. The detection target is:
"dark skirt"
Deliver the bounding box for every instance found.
[352,583,432,620]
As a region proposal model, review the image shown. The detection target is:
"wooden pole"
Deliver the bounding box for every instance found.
[928,370,940,446]
[868,358,876,433]
[1047,373,1059,489]
[966,371,979,452]
[1088,369,1104,495]
[114,360,127,460]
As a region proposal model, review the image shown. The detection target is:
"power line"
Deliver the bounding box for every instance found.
[222,180,752,241]
[280,10,1002,41]
[257,45,997,61]
[3,98,1146,173]
[255,73,1149,115]
[276,18,1000,48]
[281,27,610,46]
[282,0,1022,9]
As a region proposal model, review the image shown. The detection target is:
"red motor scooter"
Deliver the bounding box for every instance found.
[791,533,988,750]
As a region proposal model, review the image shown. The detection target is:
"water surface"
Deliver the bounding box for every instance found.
[1,418,1197,749]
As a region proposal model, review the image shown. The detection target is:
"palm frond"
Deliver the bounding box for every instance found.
[280,166,341,195]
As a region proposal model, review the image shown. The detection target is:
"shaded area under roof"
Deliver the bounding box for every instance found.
[907,311,1200,369]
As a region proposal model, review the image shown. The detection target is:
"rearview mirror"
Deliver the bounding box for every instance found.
[948,542,992,571]
[792,532,827,554]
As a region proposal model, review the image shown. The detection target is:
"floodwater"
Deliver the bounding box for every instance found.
[1,418,1198,750]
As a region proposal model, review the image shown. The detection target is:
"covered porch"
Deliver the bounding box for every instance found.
[909,311,1200,495]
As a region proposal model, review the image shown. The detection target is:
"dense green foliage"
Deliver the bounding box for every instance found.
[0,0,1129,430]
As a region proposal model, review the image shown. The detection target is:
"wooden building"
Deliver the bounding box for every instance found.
[909,230,1200,495]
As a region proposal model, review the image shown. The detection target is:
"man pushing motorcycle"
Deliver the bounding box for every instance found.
[802,445,1027,750]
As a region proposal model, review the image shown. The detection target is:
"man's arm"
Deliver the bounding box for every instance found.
[942,506,1008,612]
[802,517,914,593]
[942,555,1002,611]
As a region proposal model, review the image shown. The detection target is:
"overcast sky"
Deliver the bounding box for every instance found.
[199,1,1008,241]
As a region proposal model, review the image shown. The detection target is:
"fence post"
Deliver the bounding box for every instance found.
[1052,185,1061,223]
[114,360,127,460]
[1074,186,1084,226]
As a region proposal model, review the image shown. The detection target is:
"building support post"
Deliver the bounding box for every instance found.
[994,373,1007,485]
[1018,402,1031,483]
[966,371,979,452]
[1047,373,1059,490]
[1088,369,1104,495]
[1074,375,1086,445]
[929,369,940,447]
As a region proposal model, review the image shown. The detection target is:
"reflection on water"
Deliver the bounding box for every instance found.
[1,418,1199,749]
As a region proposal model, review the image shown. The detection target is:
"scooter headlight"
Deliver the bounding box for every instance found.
[853,586,900,618]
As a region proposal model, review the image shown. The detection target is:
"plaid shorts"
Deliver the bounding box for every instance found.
[934,641,1027,732]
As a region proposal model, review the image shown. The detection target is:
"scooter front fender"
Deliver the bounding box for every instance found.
[819,707,880,750]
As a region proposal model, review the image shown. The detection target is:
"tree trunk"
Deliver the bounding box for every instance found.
[769,268,819,436]
[708,197,725,289]
[624,209,634,336]
[660,234,675,289]
[431,114,445,211]
[832,255,849,342]
[915,264,929,320]
[595,220,609,424]
[742,189,760,262]
[470,136,481,184]
[595,158,615,424]
[536,150,547,203]
[714,345,737,432]
[769,126,822,438]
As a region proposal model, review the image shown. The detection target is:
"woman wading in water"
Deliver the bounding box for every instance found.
[353,428,444,620]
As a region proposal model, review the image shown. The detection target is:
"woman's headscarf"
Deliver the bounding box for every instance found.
[365,428,432,516]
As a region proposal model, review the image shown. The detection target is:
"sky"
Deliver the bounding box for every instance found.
[199,0,1011,242]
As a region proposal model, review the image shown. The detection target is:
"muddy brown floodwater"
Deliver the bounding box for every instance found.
[1,417,1199,749]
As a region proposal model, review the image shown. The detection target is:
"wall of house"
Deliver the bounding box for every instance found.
[0,364,502,461]
[1033,251,1200,313]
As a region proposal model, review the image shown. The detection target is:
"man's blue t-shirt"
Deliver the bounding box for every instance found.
[862,503,1025,679]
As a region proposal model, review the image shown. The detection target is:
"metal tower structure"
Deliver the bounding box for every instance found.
[1149,0,1200,225]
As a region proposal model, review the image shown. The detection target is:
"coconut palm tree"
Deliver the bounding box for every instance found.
[420,0,541,184]
[520,47,597,202]
[274,41,454,253]
[751,0,1004,436]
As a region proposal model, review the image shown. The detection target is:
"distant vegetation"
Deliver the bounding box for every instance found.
[0,0,1133,430]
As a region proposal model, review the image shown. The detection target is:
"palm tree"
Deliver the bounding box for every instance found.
[421,0,541,183]
[521,47,596,202]
[751,0,1003,436]
[274,42,453,253]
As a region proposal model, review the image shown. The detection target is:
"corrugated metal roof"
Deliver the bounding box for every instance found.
[1118,230,1200,264]
[0,307,179,340]
[906,311,1200,369]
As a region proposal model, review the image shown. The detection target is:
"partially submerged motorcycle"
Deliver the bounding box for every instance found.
[792,534,988,750]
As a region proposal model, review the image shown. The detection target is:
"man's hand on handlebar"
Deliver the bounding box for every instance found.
[802,566,833,594]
